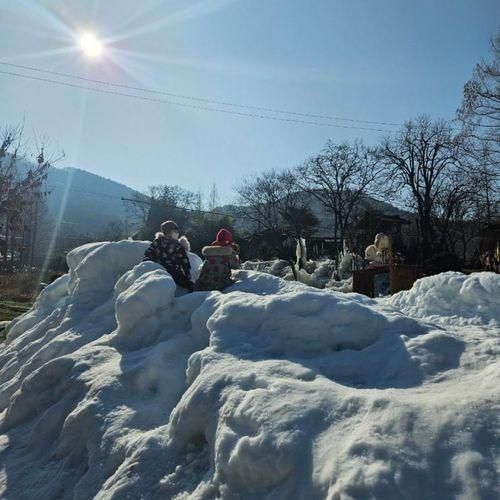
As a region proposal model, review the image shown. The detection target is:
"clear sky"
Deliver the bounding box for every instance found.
[1,0,499,202]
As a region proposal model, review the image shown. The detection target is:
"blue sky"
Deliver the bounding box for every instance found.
[1,0,498,202]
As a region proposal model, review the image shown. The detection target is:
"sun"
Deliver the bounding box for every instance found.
[78,32,104,58]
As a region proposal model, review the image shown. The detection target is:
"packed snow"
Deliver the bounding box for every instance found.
[0,240,499,499]
[241,257,354,292]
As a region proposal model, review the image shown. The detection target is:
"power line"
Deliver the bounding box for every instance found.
[0,60,402,128]
[0,68,394,133]
[120,196,241,219]
[47,182,128,201]
[47,183,243,219]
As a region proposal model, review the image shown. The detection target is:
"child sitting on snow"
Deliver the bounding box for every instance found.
[143,220,194,291]
[195,229,240,291]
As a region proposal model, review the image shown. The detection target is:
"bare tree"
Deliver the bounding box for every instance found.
[207,183,219,213]
[468,145,499,225]
[296,139,381,261]
[236,169,316,235]
[235,170,284,237]
[234,169,318,263]
[0,126,56,271]
[432,168,475,259]
[125,192,150,227]
[457,31,500,154]
[457,30,499,232]
[132,184,197,239]
[379,116,465,262]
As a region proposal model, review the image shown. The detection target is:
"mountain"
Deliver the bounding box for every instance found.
[45,167,141,236]
[10,156,142,237]
[219,191,411,239]
[15,156,408,242]
[45,168,408,240]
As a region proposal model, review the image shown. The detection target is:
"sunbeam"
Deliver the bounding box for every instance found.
[106,0,166,36]
[2,47,77,63]
[109,47,238,76]
[108,0,240,43]
[105,50,162,89]
[38,76,90,284]
[109,47,342,84]
[14,0,75,39]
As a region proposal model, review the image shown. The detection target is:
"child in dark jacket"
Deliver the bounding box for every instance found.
[143,220,193,290]
[195,229,240,291]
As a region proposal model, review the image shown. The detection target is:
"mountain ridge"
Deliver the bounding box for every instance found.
[44,165,141,236]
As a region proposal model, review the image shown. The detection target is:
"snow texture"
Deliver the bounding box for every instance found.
[1,240,499,499]
[384,271,500,326]
[241,258,353,292]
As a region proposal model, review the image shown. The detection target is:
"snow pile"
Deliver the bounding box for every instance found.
[283,259,354,293]
[241,259,291,278]
[1,241,499,499]
[337,251,364,280]
[384,271,500,326]
[326,276,353,293]
[283,259,336,288]
[242,258,353,291]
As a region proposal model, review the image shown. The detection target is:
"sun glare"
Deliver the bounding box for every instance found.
[78,32,104,58]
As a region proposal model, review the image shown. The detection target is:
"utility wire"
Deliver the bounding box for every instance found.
[47,183,243,219]
[120,195,241,219]
[0,60,402,127]
[47,183,126,201]
[0,68,394,133]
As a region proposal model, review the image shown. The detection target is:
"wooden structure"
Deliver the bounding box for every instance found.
[307,236,340,259]
[353,266,389,298]
[353,264,419,297]
[390,264,419,294]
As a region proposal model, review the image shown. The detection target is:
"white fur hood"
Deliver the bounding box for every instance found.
[154,233,191,252]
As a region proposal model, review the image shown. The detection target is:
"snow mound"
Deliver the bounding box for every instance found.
[385,271,500,326]
[1,241,499,499]
[241,259,291,277]
[242,258,354,291]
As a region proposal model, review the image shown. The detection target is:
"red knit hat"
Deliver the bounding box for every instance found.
[213,228,233,246]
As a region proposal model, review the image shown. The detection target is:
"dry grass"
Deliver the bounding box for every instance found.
[0,300,32,322]
[0,272,40,302]
[0,272,39,324]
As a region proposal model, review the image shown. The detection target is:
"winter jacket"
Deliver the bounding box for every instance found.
[195,245,240,291]
[143,234,192,289]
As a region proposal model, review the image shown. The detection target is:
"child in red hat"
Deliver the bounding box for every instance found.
[195,229,240,291]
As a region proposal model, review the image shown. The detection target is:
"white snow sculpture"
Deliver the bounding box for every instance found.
[365,232,391,264]
[295,237,307,270]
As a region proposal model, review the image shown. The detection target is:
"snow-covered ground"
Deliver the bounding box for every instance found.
[1,240,499,499]
[242,258,354,292]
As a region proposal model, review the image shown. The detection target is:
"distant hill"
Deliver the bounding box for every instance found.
[219,192,410,238]
[14,157,408,241]
[45,167,141,235]
[10,155,142,237]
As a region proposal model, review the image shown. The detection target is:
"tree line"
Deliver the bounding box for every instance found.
[237,119,497,263]
[135,33,498,269]
[232,35,499,268]
[0,125,58,272]
[1,31,498,275]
